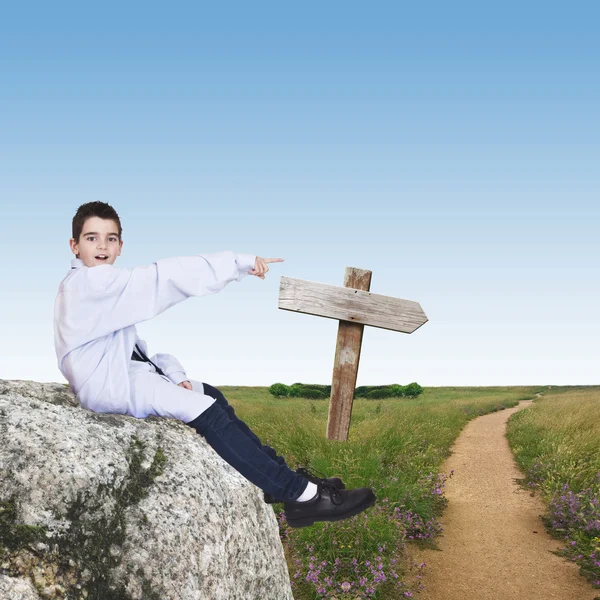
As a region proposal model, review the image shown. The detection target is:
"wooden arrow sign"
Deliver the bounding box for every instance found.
[278,276,427,334]
[278,267,428,441]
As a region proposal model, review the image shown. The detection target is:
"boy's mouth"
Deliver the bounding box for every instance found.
[95,255,109,261]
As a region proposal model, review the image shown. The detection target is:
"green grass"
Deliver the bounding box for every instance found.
[217,384,543,599]
[506,386,600,588]
[507,386,600,496]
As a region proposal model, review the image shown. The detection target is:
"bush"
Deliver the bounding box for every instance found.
[355,385,390,398]
[287,383,331,398]
[365,387,395,400]
[404,382,424,397]
[304,384,332,395]
[269,383,290,398]
[288,384,303,398]
[269,382,423,400]
[390,384,405,397]
[357,383,424,399]
[300,388,327,400]
[354,386,368,398]
[269,383,331,399]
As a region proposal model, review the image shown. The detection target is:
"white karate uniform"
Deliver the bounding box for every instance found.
[54,251,256,423]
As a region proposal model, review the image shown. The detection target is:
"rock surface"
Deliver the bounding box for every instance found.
[0,573,41,600]
[0,379,293,600]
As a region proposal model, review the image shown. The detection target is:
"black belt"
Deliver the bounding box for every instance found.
[131,344,166,377]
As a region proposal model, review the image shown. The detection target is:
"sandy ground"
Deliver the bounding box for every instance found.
[413,399,598,600]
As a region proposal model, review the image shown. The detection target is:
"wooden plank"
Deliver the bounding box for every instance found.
[326,267,371,441]
[278,276,428,333]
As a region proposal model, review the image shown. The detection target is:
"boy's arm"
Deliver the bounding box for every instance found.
[135,337,188,386]
[151,353,188,385]
[84,251,256,335]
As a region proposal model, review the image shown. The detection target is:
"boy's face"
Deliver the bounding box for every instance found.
[69,216,123,267]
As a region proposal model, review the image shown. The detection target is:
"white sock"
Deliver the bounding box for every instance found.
[295,481,318,502]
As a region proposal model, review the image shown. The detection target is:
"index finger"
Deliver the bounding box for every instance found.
[264,258,284,263]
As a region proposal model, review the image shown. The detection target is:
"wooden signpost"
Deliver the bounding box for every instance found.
[278,267,428,442]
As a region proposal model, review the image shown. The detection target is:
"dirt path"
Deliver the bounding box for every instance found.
[413,399,598,600]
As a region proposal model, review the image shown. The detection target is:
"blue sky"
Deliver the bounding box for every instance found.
[1,2,598,386]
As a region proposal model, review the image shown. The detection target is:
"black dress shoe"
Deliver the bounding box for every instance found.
[283,482,376,529]
[263,465,345,504]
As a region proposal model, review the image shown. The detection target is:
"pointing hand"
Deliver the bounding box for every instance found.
[250,257,284,280]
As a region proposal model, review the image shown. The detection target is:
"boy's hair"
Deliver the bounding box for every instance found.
[72,201,123,242]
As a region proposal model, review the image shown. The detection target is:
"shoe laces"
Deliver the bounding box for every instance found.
[319,481,344,506]
[296,465,328,482]
[297,466,344,505]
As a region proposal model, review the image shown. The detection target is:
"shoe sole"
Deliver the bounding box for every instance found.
[285,494,377,529]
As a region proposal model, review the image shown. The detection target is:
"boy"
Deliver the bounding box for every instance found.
[54,201,376,528]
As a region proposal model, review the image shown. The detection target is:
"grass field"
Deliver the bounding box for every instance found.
[218,384,544,599]
[506,386,600,589]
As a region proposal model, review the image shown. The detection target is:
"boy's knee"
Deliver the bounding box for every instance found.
[203,384,234,415]
[202,382,226,402]
[186,400,228,434]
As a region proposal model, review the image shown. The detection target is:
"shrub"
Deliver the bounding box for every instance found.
[390,384,405,397]
[268,383,289,398]
[357,383,424,399]
[269,382,423,400]
[355,385,390,398]
[404,382,424,397]
[288,384,303,398]
[303,384,331,395]
[300,388,327,400]
[365,387,395,400]
[286,383,331,398]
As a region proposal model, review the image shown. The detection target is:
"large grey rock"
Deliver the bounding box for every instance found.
[0,379,293,600]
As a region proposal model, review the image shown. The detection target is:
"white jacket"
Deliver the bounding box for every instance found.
[54,251,256,417]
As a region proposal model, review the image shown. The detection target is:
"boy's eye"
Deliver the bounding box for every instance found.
[86,237,118,241]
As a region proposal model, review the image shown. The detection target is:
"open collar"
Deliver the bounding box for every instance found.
[71,258,84,270]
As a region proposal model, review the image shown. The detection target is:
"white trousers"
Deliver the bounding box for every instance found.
[129,370,217,423]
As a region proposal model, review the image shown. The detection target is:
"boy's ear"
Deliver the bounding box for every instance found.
[69,237,79,257]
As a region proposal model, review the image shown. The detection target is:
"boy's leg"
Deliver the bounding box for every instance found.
[199,382,288,467]
[185,401,310,502]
